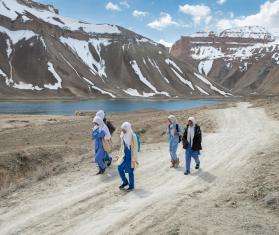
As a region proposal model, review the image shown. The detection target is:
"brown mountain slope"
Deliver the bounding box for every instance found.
[0,0,231,99]
[171,26,279,95]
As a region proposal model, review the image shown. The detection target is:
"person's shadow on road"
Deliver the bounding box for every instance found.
[192,169,217,183]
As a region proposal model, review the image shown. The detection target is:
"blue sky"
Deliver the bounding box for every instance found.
[40,0,279,45]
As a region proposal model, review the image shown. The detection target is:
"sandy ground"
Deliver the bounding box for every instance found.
[0,100,279,234]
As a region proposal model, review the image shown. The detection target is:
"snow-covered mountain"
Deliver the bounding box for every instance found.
[0,0,231,99]
[171,26,279,95]
[219,26,274,41]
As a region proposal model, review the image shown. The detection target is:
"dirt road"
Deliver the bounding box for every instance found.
[0,102,279,234]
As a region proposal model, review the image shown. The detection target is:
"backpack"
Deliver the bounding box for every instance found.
[106,120,116,135]
[176,124,182,143]
[134,133,141,152]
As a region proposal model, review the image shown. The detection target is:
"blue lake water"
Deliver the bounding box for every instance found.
[0,99,221,115]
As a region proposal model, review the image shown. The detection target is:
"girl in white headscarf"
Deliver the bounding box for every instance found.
[182,117,202,175]
[96,110,111,139]
[96,110,113,167]
[117,122,139,191]
[92,116,107,174]
[167,115,181,168]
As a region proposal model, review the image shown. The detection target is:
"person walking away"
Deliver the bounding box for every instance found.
[117,122,139,191]
[167,115,181,168]
[92,116,107,175]
[96,110,115,167]
[182,117,202,175]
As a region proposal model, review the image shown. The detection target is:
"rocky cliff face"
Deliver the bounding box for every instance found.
[0,0,231,99]
[171,26,279,95]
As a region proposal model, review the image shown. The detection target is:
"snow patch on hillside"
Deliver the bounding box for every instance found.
[191,40,279,66]
[220,26,273,41]
[82,77,116,98]
[272,53,279,64]
[1,67,43,91]
[136,37,157,46]
[44,62,62,90]
[123,88,155,97]
[40,37,47,49]
[123,88,169,98]
[13,82,43,91]
[148,58,170,83]
[198,60,213,76]
[0,69,6,77]
[130,60,157,92]
[171,68,194,90]
[6,39,12,58]
[165,58,183,74]
[0,67,13,86]
[194,73,230,97]
[239,62,248,72]
[191,46,224,60]
[195,85,209,95]
[130,60,169,97]
[1,0,121,34]
[0,26,37,45]
[60,37,110,78]
[164,58,195,90]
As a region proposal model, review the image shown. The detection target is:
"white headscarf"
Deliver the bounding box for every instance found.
[168,115,177,124]
[168,115,177,136]
[95,110,111,139]
[96,110,105,120]
[120,122,133,147]
[187,117,196,147]
[93,116,104,132]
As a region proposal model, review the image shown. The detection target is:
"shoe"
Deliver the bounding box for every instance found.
[195,163,200,169]
[107,160,112,167]
[184,171,190,175]
[119,183,128,189]
[170,160,175,168]
[96,168,105,175]
[126,187,134,192]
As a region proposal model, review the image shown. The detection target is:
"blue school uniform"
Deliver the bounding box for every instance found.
[92,128,106,170]
[168,124,181,162]
[185,147,200,173]
[118,142,134,189]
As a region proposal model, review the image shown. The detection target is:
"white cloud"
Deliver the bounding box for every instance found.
[148,12,178,30]
[132,10,148,18]
[217,0,279,34]
[158,39,173,48]
[217,19,233,30]
[120,1,130,8]
[105,2,121,11]
[217,0,227,5]
[179,4,212,25]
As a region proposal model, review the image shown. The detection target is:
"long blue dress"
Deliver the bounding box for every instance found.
[92,128,106,170]
[118,142,134,189]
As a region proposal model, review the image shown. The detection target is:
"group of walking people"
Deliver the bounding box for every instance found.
[167,115,202,175]
[92,110,139,191]
[92,110,202,192]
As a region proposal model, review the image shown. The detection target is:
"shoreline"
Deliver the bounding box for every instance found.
[1,94,278,103]
[0,96,241,103]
